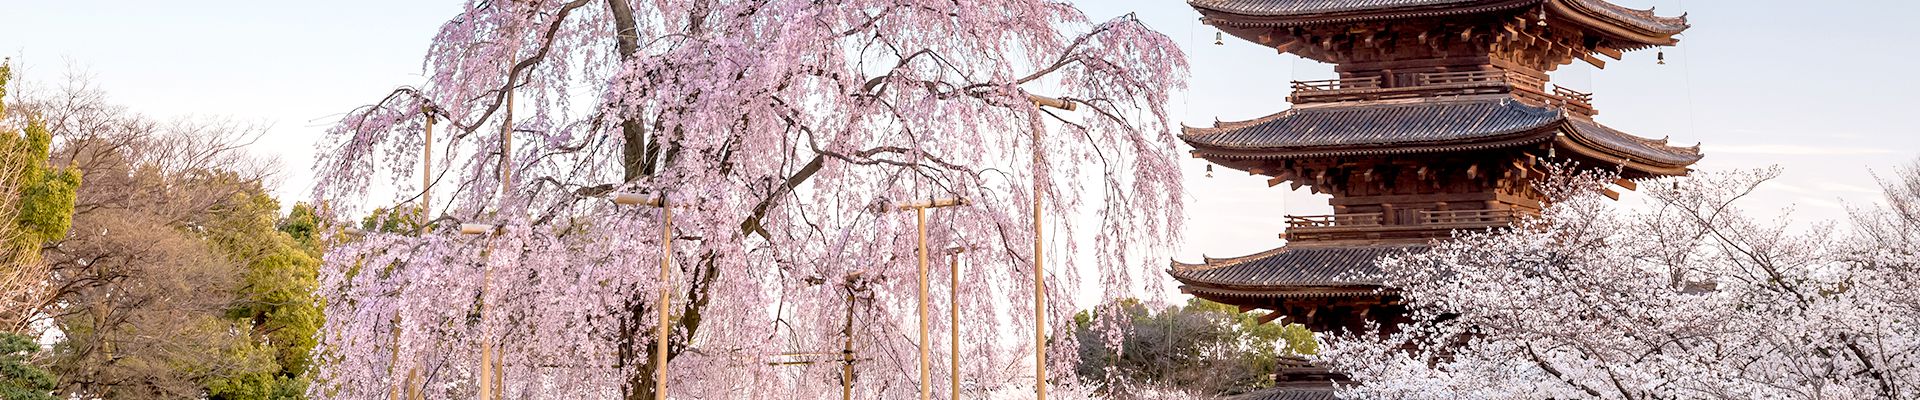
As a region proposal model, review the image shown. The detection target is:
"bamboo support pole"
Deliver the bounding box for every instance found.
[423,111,434,218]
[478,241,497,400]
[917,207,931,400]
[387,320,403,400]
[899,198,967,400]
[411,109,433,400]
[1031,149,1046,400]
[654,198,672,400]
[391,108,437,400]
[947,248,965,400]
[609,192,673,399]
[842,283,858,400]
[478,90,514,400]
[1025,93,1071,400]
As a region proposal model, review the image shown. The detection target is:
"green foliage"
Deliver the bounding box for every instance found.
[206,187,323,399]
[279,203,322,256]
[0,61,82,263]
[0,333,55,400]
[1073,298,1317,397]
[359,205,425,235]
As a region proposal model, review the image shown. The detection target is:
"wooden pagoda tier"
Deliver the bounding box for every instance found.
[1171,243,1426,333]
[1194,0,1689,101]
[1183,94,1701,244]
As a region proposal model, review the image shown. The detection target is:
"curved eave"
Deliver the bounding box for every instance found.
[1194,0,1536,28]
[1179,283,1390,300]
[1548,0,1688,47]
[1183,128,1557,161]
[1555,133,1693,177]
[1556,119,1703,176]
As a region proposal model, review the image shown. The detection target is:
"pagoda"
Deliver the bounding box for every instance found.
[1172,1,1702,398]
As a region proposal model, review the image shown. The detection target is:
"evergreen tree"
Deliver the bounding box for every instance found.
[0,60,82,332]
[206,184,322,400]
[0,333,55,400]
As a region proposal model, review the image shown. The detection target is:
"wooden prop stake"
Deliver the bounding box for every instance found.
[478,89,514,400]
[1025,93,1074,400]
[899,198,968,400]
[946,247,967,400]
[609,192,675,399]
[654,198,672,400]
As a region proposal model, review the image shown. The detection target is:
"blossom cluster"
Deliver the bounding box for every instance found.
[1323,166,1920,399]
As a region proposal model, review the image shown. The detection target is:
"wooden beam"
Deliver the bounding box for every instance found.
[1273,39,1302,54]
[1579,53,1607,69]
[1613,178,1638,191]
[1257,310,1286,325]
[1593,46,1624,60]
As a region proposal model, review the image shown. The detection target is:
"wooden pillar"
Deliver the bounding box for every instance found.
[1032,125,1048,400]
[842,283,858,400]
[423,110,434,219]
[654,198,672,400]
[948,248,964,400]
[916,207,931,400]
[900,199,966,400]
[387,319,403,400]
[1024,94,1072,400]
[610,192,674,399]
[479,89,514,400]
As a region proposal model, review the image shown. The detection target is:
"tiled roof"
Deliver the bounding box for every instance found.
[1228,387,1341,400]
[1170,244,1428,289]
[1182,95,1703,169]
[1566,0,1688,34]
[1191,0,1687,37]
[1566,118,1702,166]
[1188,0,1486,16]
[1183,96,1562,150]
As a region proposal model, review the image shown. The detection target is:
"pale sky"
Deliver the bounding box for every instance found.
[5,0,1917,264]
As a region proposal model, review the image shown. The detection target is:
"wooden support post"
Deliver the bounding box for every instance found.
[479,90,514,400]
[1032,121,1048,400]
[388,319,403,400]
[423,111,434,219]
[477,240,496,400]
[947,248,966,400]
[609,192,672,399]
[899,198,968,400]
[1025,93,1072,400]
[654,198,672,400]
[392,106,437,400]
[842,282,859,400]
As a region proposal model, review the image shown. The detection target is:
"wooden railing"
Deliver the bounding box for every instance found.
[1552,85,1593,107]
[1286,70,1591,114]
[1291,77,1381,92]
[1418,209,1531,226]
[1415,70,1509,86]
[1285,209,1534,230]
[1286,213,1383,228]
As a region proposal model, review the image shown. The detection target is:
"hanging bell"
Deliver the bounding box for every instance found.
[1537,9,1549,27]
[1657,50,1667,65]
[1215,31,1225,46]
[1205,164,1215,178]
